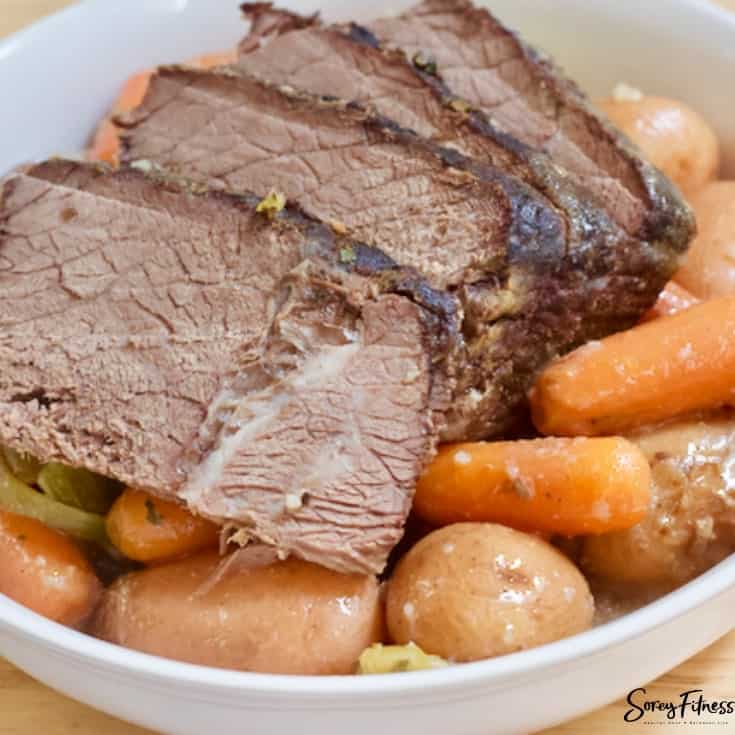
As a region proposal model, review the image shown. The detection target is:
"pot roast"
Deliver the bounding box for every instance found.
[0,1,695,573]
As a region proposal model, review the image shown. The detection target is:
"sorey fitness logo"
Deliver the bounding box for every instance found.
[625,688,735,726]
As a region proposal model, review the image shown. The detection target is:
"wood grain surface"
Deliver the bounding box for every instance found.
[1,1,735,734]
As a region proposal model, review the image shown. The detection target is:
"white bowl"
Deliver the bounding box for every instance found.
[1,1,734,734]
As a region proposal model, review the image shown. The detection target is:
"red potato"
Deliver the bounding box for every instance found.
[597,95,719,196]
[386,524,593,661]
[0,511,101,628]
[91,551,384,674]
[675,181,735,299]
[581,411,735,587]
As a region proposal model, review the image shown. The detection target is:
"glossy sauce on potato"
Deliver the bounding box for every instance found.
[91,550,384,674]
[581,412,735,586]
[386,524,593,661]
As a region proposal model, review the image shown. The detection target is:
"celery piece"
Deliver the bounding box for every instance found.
[1,446,42,485]
[37,462,122,515]
[0,460,110,547]
[357,642,449,674]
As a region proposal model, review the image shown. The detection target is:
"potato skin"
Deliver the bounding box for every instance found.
[386,524,593,661]
[581,412,735,586]
[0,511,101,628]
[91,551,384,674]
[597,96,719,196]
[675,182,735,299]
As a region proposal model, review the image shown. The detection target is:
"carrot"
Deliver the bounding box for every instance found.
[106,488,219,563]
[88,49,236,165]
[0,511,101,627]
[88,120,122,167]
[88,70,154,165]
[189,50,238,68]
[640,281,699,322]
[112,69,154,112]
[414,438,651,535]
[530,297,735,436]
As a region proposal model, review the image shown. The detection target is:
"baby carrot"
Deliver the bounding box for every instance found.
[89,70,153,165]
[640,281,699,322]
[189,50,238,68]
[0,511,101,627]
[106,488,219,563]
[112,69,154,112]
[88,119,122,167]
[531,297,735,436]
[414,438,651,535]
[89,50,236,165]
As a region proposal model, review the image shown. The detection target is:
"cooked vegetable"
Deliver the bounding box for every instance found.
[89,70,152,165]
[414,438,650,535]
[386,524,593,661]
[0,460,108,547]
[89,50,237,165]
[581,412,735,586]
[1,446,41,485]
[530,298,735,436]
[597,94,719,195]
[640,281,698,322]
[106,488,219,563]
[91,551,384,674]
[188,51,239,68]
[255,189,287,219]
[0,510,101,627]
[357,642,448,674]
[110,69,152,112]
[38,462,121,515]
[89,120,121,167]
[675,181,735,299]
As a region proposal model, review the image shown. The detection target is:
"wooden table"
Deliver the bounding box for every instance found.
[2,1,735,733]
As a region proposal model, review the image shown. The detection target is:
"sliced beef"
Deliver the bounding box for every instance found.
[238,3,692,252]
[366,0,689,244]
[237,18,450,142]
[120,56,691,438]
[120,66,579,438]
[233,5,695,434]
[119,67,557,292]
[0,160,458,574]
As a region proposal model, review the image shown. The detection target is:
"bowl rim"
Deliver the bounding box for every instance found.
[2,0,735,700]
